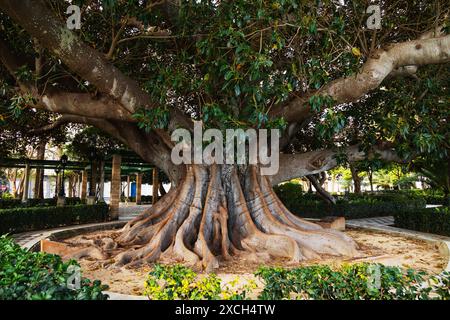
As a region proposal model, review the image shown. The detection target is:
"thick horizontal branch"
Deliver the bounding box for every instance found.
[271,33,450,124]
[0,0,149,114]
[44,114,184,184]
[271,144,406,185]
[0,0,192,133]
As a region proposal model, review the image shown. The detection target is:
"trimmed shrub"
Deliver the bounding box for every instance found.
[0,203,109,234]
[144,264,256,300]
[121,195,153,203]
[256,264,450,300]
[274,183,426,219]
[394,207,450,236]
[0,235,108,300]
[0,197,82,209]
[143,263,450,300]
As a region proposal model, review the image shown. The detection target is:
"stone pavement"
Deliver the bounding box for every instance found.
[118,203,152,221]
[346,216,394,228]
[12,203,152,249]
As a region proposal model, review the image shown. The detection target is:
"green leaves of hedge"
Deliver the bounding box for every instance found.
[395,207,450,237]
[0,204,109,234]
[256,263,450,300]
[0,236,108,300]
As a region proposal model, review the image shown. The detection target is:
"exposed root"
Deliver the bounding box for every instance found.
[65,164,359,270]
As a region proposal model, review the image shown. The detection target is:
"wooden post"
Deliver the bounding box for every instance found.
[81,170,87,200]
[110,155,122,220]
[136,173,143,205]
[152,168,159,205]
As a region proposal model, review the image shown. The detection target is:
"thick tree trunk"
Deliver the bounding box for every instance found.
[368,169,374,192]
[70,164,358,271]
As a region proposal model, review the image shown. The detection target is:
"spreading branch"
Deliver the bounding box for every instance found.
[271,33,450,124]
[272,144,408,185]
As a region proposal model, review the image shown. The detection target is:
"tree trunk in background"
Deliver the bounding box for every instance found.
[69,165,358,271]
[159,183,167,196]
[350,164,362,194]
[90,161,98,197]
[368,169,374,192]
[8,168,18,198]
[33,140,46,199]
[307,175,336,205]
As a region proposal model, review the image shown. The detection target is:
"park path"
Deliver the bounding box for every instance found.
[346,216,394,228]
[12,203,151,248]
[118,203,152,221]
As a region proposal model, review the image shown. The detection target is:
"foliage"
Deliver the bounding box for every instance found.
[144,264,256,300]
[0,203,109,234]
[394,207,450,237]
[0,197,82,209]
[144,264,221,300]
[143,263,450,300]
[274,183,426,218]
[65,126,123,161]
[256,263,450,300]
[0,235,108,300]
[412,157,450,201]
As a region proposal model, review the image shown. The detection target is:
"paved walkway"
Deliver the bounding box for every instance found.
[12,220,126,249]
[347,216,394,228]
[12,203,152,248]
[118,203,152,221]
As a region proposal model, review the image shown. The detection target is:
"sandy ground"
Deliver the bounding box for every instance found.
[63,228,447,297]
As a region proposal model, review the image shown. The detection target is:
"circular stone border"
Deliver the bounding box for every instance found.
[12,220,450,300]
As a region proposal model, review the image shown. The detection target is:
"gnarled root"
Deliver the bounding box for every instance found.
[66,164,359,270]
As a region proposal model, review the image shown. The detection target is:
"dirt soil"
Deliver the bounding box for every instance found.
[61,228,447,297]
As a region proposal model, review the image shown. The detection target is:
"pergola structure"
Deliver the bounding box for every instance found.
[0,151,160,219]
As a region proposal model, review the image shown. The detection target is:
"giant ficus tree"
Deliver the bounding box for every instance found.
[0,0,448,270]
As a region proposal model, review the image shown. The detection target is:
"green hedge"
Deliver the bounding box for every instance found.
[0,236,108,300]
[0,197,82,209]
[394,207,450,236]
[256,264,450,300]
[121,195,153,203]
[142,263,450,300]
[274,183,426,219]
[0,203,109,234]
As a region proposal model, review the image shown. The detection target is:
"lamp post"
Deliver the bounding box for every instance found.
[59,155,68,197]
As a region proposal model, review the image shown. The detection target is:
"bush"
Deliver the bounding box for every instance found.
[143,263,450,300]
[0,203,109,234]
[0,235,108,300]
[394,207,450,236]
[0,197,82,209]
[121,195,153,203]
[144,264,255,300]
[274,183,426,219]
[256,263,450,300]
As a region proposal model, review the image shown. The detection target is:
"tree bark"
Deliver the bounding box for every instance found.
[68,164,358,271]
[152,169,159,204]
